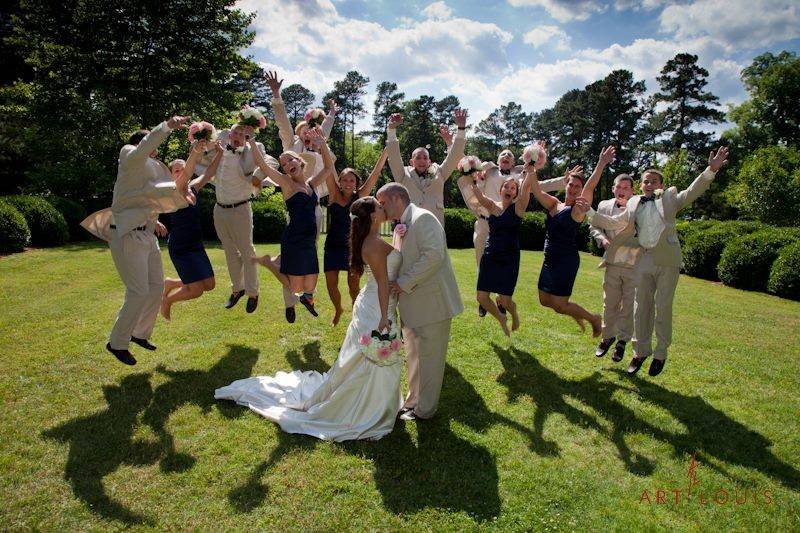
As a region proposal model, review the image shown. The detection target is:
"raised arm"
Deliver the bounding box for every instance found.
[266,71,296,151]
[515,165,536,217]
[248,139,293,190]
[189,141,222,190]
[472,181,502,217]
[675,146,728,210]
[321,98,338,138]
[385,113,407,183]
[580,145,616,204]
[438,109,468,179]
[120,116,188,169]
[358,147,389,198]
[307,129,335,191]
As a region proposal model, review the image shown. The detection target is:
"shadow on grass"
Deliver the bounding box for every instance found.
[284,340,327,373]
[227,362,505,521]
[41,344,259,526]
[494,344,800,490]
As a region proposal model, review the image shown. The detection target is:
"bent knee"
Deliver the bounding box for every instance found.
[203,277,216,291]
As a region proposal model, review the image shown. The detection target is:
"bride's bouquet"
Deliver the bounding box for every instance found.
[359,325,403,367]
[303,107,327,128]
[237,104,268,130]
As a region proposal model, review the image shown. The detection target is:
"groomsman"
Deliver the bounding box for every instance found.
[386,109,468,226]
[265,70,338,323]
[82,116,192,365]
[589,174,639,362]
[587,146,729,376]
[457,149,563,316]
[208,124,278,313]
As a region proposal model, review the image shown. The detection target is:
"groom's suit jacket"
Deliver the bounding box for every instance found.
[396,204,463,329]
[588,167,718,268]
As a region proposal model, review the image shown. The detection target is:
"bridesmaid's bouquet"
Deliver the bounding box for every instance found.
[457,155,482,176]
[303,107,327,127]
[188,121,217,143]
[522,142,546,165]
[359,325,403,367]
[237,104,268,130]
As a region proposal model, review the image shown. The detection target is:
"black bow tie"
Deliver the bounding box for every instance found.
[226,145,238,153]
[640,195,655,203]
[304,146,315,153]
[500,169,511,175]
[615,202,625,209]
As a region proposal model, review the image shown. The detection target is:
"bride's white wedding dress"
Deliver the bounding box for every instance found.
[215,249,403,441]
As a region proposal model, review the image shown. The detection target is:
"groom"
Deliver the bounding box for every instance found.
[376,183,463,421]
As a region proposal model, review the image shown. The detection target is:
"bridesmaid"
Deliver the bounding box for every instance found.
[324,147,389,326]
[250,130,332,317]
[530,145,616,335]
[161,140,222,320]
[469,153,540,336]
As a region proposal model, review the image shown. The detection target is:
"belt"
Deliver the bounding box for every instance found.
[110,224,147,231]
[216,199,250,209]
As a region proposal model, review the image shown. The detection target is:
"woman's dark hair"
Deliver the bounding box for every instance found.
[339,168,362,187]
[568,172,586,185]
[128,129,150,146]
[349,197,376,276]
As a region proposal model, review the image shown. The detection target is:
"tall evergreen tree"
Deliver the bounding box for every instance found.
[333,70,369,166]
[281,83,315,125]
[372,81,404,145]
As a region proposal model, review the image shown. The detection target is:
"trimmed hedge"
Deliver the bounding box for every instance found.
[519,211,546,251]
[768,241,800,301]
[444,208,475,248]
[682,221,764,280]
[48,196,88,241]
[0,200,31,253]
[676,219,719,243]
[2,195,68,247]
[252,193,288,243]
[718,228,800,291]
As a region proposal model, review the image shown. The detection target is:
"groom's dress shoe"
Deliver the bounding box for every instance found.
[131,336,157,351]
[399,409,417,421]
[245,296,258,313]
[285,306,296,323]
[224,290,245,309]
[627,356,647,375]
[612,340,627,362]
[107,343,136,366]
[648,358,666,377]
[595,337,616,357]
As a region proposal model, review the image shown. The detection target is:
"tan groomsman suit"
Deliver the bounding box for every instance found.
[81,122,188,350]
[395,203,464,419]
[387,128,466,226]
[458,164,564,266]
[271,96,336,308]
[587,167,718,360]
[589,198,640,342]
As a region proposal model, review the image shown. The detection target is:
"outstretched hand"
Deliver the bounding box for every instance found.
[167,115,190,129]
[598,145,616,166]
[438,124,453,147]
[306,127,326,149]
[155,221,168,237]
[563,164,583,184]
[327,98,339,116]
[388,113,403,129]
[535,140,548,170]
[573,196,591,216]
[708,146,729,172]
[265,70,283,96]
[454,108,468,129]
[191,139,207,154]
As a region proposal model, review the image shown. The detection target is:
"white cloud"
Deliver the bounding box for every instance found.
[659,0,800,49]
[507,0,606,22]
[422,1,453,20]
[614,0,674,11]
[523,25,571,51]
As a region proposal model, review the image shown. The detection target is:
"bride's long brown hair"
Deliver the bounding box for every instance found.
[349,197,376,276]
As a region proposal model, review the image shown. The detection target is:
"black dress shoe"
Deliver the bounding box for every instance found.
[285,306,296,323]
[648,358,666,377]
[478,304,487,317]
[299,294,319,317]
[245,296,258,313]
[107,343,136,366]
[224,290,245,309]
[498,304,507,315]
[131,336,157,351]
[595,337,616,357]
[627,355,647,375]
[612,340,627,362]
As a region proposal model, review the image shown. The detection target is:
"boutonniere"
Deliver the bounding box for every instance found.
[654,189,664,199]
[394,223,407,238]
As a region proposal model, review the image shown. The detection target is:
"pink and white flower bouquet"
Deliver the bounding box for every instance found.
[188,121,217,143]
[237,104,268,130]
[522,142,546,165]
[304,107,326,128]
[358,324,403,367]
[457,155,482,175]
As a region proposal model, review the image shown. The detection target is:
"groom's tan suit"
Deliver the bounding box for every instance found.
[588,167,718,360]
[82,122,188,350]
[396,203,463,419]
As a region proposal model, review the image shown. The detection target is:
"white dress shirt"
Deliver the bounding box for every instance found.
[214,151,255,205]
[635,199,664,249]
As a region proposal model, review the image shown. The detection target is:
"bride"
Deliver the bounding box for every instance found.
[215,196,403,441]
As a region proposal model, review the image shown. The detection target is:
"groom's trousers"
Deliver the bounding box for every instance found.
[108,226,164,350]
[403,318,452,419]
[632,250,680,361]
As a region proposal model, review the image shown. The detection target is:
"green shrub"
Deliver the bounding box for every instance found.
[768,241,800,301]
[196,187,219,241]
[48,196,88,241]
[2,195,68,247]
[252,192,288,243]
[718,228,800,291]
[731,145,800,226]
[676,219,719,243]
[576,220,591,252]
[444,208,475,248]
[520,211,546,251]
[0,200,31,253]
[682,221,764,280]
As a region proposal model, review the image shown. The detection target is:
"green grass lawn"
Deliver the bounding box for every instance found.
[1,242,799,531]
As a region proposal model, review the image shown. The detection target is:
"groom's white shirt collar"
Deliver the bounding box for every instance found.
[400,203,413,225]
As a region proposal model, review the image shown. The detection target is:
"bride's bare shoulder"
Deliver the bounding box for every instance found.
[362,236,393,260]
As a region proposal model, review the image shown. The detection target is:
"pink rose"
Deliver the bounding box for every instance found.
[359,334,371,346]
[377,347,390,360]
[390,339,400,351]
[395,223,407,237]
[258,116,267,129]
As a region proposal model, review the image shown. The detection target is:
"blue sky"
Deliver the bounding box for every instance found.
[238,0,800,133]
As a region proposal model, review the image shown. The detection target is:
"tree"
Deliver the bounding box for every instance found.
[654,53,724,155]
[281,83,315,125]
[730,145,800,226]
[475,109,504,156]
[333,70,369,166]
[372,81,404,145]
[321,88,346,167]
[399,95,439,163]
